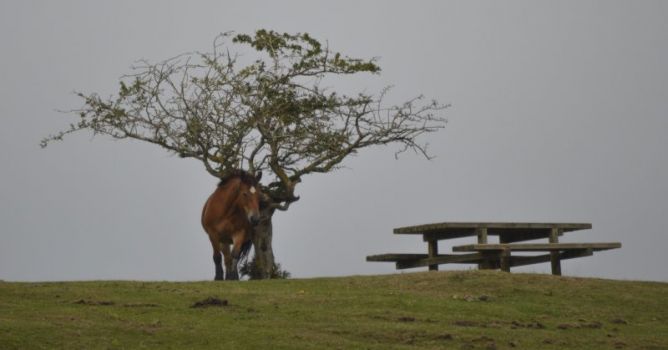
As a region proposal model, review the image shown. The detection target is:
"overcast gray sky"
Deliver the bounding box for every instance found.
[1,1,666,282]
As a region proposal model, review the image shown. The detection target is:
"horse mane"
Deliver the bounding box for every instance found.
[217,169,258,188]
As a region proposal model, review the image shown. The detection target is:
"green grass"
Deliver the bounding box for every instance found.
[1,271,666,349]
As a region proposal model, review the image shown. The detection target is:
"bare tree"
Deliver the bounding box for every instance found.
[42,30,449,278]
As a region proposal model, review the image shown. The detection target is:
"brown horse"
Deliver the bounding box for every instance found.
[201,170,263,280]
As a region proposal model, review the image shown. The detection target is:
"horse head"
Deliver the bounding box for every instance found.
[235,171,263,226]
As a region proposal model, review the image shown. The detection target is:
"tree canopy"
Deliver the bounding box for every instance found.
[42,29,448,211]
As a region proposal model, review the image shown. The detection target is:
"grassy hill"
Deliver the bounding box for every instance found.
[1,271,666,349]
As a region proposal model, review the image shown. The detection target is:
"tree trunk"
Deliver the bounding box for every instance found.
[251,207,275,279]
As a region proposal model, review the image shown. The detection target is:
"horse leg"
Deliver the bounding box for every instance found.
[209,236,224,281]
[227,233,246,281]
[221,243,234,281]
[212,250,224,281]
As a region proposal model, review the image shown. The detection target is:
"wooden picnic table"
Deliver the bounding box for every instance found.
[366,222,621,275]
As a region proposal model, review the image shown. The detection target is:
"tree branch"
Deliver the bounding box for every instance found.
[43,30,448,212]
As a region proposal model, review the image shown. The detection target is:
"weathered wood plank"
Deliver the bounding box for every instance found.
[394,222,592,235]
[414,226,580,242]
[431,231,556,243]
[509,249,594,267]
[422,230,569,242]
[368,248,599,271]
[452,242,622,252]
[498,230,563,243]
[395,253,484,270]
[366,254,428,262]
[422,230,477,242]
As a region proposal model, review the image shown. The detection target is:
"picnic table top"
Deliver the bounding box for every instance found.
[393,222,592,235]
[452,242,621,252]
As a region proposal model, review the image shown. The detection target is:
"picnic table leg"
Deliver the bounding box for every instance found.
[476,228,494,269]
[500,248,511,272]
[476,227,488,244]
[550,228,562,276]
[427,240,438,271]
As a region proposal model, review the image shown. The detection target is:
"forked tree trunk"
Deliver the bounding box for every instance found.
[250,207,276,279]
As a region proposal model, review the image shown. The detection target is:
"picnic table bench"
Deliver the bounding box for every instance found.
[366,222,621,275]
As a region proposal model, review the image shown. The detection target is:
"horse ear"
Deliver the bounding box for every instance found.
[255,171,262,182]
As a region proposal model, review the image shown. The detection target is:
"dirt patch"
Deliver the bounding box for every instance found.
[72,299,159,308]
[511,320,546,329]
[369,314,435,323]
[73,299,115,306]
[478,295,491,302]
[558,320,603,330]
[467,336,496,350]
[190,297,229,308]
[472,336,494,342]
[611,318,628,325]
[453,320,480,327]
[434,333,454,341]
[581,321,603,329]
[123,303,159,308]
[452,294,492,302]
